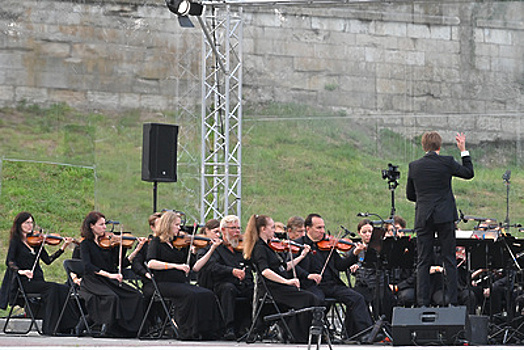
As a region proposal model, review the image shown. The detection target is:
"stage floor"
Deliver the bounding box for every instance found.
[1,332,524,349]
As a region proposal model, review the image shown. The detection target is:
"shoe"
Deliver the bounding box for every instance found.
[224,327,236,341]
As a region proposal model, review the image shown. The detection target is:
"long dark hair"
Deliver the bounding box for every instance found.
[243,214,271,260]
[10,211,34,241]
[81,211,105,240]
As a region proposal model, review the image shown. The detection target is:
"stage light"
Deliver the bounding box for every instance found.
[165,0,203,17]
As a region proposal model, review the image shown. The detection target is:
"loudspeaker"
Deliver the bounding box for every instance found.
[466,315,488,345]
[141,123,178,182]
[391,306,468,346]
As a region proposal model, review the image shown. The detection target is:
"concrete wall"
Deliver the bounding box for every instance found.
[0,0,523,120]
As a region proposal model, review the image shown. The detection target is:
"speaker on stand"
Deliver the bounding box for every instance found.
[141,123,179,212]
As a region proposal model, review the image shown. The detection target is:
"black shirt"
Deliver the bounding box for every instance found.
[146,236,196,284]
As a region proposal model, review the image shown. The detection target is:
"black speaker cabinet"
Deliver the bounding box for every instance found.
[142,123,178,182]
[392,306,468,346]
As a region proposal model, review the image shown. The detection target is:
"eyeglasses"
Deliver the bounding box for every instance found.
[225,226,242,230]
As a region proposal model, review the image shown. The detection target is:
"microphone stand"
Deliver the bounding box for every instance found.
[503,170,511,227]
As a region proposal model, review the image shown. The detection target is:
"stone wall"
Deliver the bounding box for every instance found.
[0,0,523,122]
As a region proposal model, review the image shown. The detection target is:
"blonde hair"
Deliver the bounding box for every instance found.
[155,211,180,243]
[243,214,271,260]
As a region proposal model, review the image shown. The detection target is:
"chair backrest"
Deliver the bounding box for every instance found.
[63,258,85,277]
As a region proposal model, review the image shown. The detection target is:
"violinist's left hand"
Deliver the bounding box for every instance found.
[211,237,223,248]
[307,273,322,285]
[301,244,311,257]
[62,237,74,250]
[136,237,148,249]
[352,242,367,256]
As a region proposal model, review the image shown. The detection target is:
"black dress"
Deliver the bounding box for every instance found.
[0,238,78,335]
[79,239,144,337]
[146,236,223,340]
[252,238,321,343]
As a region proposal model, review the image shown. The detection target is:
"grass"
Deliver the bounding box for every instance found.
[0,102,523,298]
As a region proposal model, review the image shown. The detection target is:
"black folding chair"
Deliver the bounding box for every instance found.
[53,259,92,336]
[137,264,179,339]
[3,273,43,335]
[239,265,293,343]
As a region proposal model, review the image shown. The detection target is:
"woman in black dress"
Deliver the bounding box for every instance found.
[243,214,321,343]
[79,211,145,337]
[146,210,223,340]
[0,211,78,335]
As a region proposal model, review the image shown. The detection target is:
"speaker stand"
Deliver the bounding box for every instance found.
[153,181,158,212]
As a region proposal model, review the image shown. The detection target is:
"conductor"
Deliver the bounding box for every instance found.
[406,131,474,307]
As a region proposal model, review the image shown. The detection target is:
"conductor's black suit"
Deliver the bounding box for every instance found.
[406,151,473,306]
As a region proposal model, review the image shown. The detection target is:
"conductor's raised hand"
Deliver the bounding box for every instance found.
[455,132,466,152]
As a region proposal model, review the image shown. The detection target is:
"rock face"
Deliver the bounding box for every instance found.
[0,1,522,126]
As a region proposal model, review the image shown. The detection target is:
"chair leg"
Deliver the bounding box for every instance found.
[4,289,42,335]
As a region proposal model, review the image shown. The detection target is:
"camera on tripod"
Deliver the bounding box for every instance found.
[382,163,400,183]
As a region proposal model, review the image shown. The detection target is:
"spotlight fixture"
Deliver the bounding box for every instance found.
[165,0,203,17]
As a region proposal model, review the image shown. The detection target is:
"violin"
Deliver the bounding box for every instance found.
[268,239,306,254]
[26,232,77,247]
[98,233,144,249]
[316,235,355,252]
[171,234,212,249]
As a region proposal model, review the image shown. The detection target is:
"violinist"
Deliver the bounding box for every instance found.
[204,215,254,340]
[243,214,321,343]
[0,211,78,335]
[350,219,396,321]
[78,211,145,337]
[195,218,221,289]
[146,210,223,340]
[286,216,306,241]
[132,212,162,299]
[294,213,372,339]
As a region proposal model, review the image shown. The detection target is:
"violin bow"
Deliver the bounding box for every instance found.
[285,232,299,290]
[185,222,198,277]
[118,224,124,286]
[319,231,340,279]
[29,230,48,281]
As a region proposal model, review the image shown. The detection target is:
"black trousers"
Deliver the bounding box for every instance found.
[308,283,372,337]
[416,220,458,306]
[214,281,253,332]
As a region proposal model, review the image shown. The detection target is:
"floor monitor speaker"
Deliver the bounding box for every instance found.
[391,306,468,346]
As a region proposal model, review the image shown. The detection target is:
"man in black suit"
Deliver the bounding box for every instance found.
[406,131,474,307]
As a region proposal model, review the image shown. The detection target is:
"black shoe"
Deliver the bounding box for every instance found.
[224,328,236,341]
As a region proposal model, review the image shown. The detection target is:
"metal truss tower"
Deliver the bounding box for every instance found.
[199,6,243,222]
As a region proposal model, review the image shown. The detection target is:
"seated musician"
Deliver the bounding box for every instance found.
[350,219,396,321]
[195,219,221,289]
[79,211,145,337]
[0,211,78,335]
[243,214,321,343]
[146,210,224,340]
[203,215,254,340]
[295,213,372,339]
[384,215,417,306]
[287,216,306,241]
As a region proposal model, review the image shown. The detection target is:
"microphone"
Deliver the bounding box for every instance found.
[399,228,415,233]
[503,169,511,182]
[340,225,356,238]
[106,220,120,225]
[371,219,394,226]
[357,212,369,217]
